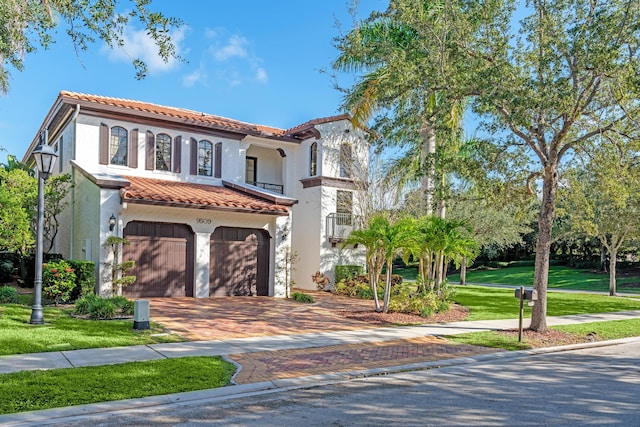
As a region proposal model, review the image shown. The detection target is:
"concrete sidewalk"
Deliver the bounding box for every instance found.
[2,310,640,375]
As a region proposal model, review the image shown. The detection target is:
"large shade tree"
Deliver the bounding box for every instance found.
[335,0,640,331]
[0,0,182,94]
[563,138,640,295]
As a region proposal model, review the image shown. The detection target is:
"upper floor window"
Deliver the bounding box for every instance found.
[110,126,128,166]
[336,190,353,225]
[339,144,352,178]
[309,142,318,176]
[246,156,257,184]
[155,133,172,171]
[198,140,213,176]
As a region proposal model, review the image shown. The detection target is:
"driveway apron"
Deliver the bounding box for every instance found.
[148,295,378,341]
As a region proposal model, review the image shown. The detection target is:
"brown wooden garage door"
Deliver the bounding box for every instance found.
[123,221,194,297]
[210,227,270,296]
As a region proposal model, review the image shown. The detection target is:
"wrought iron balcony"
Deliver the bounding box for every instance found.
[326,213,362,245]
[246,181,284,194]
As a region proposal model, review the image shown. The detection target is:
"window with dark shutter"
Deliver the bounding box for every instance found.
[129,129,138,168]
[214,142,222,178]
[146,131,155,170]
[173,135,181,173]
[99,123,109,165]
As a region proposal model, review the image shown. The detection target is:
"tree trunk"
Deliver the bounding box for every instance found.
[420,120,436,216]
[530,165,559,332]
[383,259,393,313]
[417,258,426,293]
[460,256,467,285]
[370,262,381,312]
[608,247,617,296]
[600,243,607,273]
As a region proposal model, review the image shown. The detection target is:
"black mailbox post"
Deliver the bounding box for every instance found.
[514,288,538,301]
[515,286,538,342]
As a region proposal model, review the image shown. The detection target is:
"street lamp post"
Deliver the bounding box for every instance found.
[29,134,58,325]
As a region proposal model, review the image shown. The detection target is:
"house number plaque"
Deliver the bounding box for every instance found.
[196,218,212,224]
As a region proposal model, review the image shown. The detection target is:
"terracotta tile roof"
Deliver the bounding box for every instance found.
[285,114,351,135]
[120,176,290,215]
[58,91,351,140]
[60,91,290,137]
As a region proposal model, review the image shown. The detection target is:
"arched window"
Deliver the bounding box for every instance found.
[198,140,213,176]
[110,126,128,166]
[155,133,172,171]
[309,141,318,176]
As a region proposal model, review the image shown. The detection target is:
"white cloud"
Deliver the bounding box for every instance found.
[255,67,268,83]
[183,69,206,87]
[183,29,268,89]
[103,25,187,74]
[204,28,218,39]
[211,35,248,61]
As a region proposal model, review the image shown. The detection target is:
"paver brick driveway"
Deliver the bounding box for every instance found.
[149,291,382,341]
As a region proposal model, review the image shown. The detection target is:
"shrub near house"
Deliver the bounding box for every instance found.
[42,260,76,305]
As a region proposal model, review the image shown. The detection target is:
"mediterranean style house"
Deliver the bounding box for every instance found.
[21,91,367,298]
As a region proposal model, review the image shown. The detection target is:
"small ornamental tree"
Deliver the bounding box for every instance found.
[103,236,136,296]
[42,260,76,305]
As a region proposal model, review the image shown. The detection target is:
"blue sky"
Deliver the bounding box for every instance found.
[0,1,387,163]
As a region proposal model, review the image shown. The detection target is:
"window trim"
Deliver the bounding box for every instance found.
[110,126,128,166]
[309,141,318,176]
[245,156,257,184]
[339,144,352,178]
[198,139,213,176]
[155,133,172,171]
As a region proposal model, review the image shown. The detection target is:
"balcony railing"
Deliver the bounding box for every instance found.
[326,213,362,245]
[246,181,284,194]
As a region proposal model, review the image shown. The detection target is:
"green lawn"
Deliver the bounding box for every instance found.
[452,285,640,321]
[447,318,640,351]
[0,304,184,356]
[447,265,640,293]
[0,356,235,415]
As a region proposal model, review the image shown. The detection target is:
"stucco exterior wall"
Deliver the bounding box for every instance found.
[289,119,368,290]
[69,170,102,293]
[290,185,323,289]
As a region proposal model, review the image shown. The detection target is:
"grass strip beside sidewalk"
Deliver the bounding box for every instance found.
[0,305,185,356]
[453,285,640,321]
[0,357,236,415]
[447,318,640,351]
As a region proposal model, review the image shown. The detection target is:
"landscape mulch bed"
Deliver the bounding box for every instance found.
[304,290,596,349]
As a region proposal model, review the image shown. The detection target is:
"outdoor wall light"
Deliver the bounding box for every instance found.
[109,214,117,231]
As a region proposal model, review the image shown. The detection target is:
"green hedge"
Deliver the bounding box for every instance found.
[0,286,20,304]
[335,265,364,283]
[68,260,96,300]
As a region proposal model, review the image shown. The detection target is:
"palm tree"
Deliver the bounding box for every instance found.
[379,216,413,313]
[343,214,387,312]
[333,3,466,217]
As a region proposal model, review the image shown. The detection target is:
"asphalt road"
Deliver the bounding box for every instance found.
[24,340,640,426]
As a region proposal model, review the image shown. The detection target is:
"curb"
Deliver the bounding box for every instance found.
[2,336,639,427]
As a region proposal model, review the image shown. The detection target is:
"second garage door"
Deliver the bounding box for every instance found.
[210,227,270,296]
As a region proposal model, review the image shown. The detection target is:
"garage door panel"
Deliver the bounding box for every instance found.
[123,222,194,298]
[210,227,269,297]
